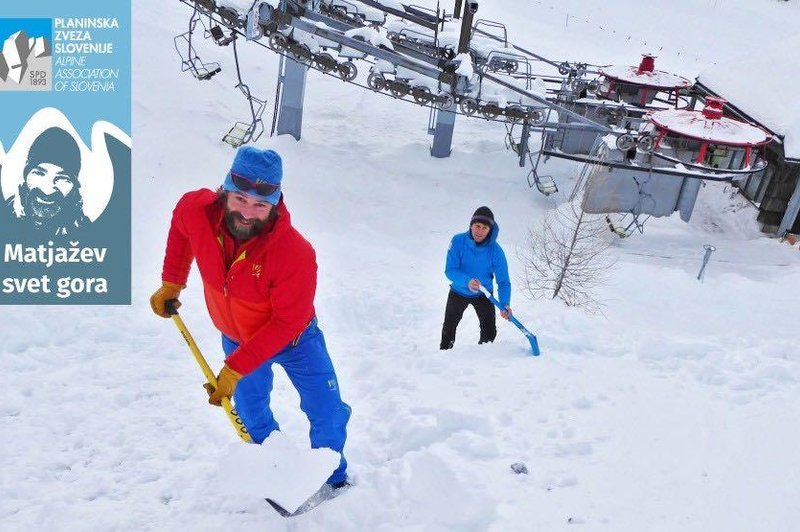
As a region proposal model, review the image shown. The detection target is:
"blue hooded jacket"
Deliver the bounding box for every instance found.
[445,220,511,307]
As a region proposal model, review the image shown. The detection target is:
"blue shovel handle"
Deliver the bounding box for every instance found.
[479,286,540,356]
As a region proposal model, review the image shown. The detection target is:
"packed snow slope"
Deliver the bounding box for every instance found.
[2,1,799,530]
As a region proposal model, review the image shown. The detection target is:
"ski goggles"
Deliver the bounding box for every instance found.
[230,172,280,196]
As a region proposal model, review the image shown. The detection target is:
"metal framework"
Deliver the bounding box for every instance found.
[172,0,777,235]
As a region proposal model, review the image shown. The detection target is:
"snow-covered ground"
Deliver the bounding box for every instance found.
[2,0,799,530]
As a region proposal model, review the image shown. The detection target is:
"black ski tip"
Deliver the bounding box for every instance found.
[265,481,352,517]
[265,498,293,518]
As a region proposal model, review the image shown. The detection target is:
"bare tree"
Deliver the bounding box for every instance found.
[519,200,616,312]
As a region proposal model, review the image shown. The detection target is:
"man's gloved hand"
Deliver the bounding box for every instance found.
[149,281,184,318]
[204,364,242,407]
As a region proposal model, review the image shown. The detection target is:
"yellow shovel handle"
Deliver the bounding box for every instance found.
[167,301,252,443]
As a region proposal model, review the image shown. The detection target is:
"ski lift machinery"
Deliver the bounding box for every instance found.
[532,55,770,236]
[179,0,758,229]
[580,96,770,236]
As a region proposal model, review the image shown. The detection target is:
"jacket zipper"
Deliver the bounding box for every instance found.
[219,233,246,341]
[224,254,248,341]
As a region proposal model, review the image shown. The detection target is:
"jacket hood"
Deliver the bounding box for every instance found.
[468,219,500,246]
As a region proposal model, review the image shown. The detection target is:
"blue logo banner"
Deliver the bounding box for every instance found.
[0,2,131,304]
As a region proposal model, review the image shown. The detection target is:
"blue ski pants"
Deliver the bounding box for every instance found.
[222,318,351,485]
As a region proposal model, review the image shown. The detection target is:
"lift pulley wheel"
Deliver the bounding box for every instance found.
[339,61,358,81]
[637,134,654,153]
[460,98,478,115]
[615,133,636,151]
[268,33,287,52]
[367,72,385,91]
[436,93,455,111]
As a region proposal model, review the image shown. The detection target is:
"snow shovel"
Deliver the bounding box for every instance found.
[479,286,540,356]
[164,300,342,515]
[165,299,252,443]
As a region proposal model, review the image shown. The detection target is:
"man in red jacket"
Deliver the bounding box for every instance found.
[150,147,350,488]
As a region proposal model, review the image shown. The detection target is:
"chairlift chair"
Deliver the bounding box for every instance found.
[173,30,222,81]
[605,213,648,238]
[210,25,236,46]
[527,167,558,196]
[220,35,267,148]
[223,122,252,148]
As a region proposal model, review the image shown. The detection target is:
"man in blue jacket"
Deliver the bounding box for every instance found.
[440,206,512,350]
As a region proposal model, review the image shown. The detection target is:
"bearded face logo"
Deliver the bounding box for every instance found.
[21,162,80,223]
[11,126,88,235]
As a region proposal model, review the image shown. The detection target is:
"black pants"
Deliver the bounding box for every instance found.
[440,290,496,350]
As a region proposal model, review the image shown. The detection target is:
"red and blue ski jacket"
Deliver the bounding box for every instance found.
[161,189,317,375]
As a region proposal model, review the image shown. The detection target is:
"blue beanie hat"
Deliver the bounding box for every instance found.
[222,146,283,205]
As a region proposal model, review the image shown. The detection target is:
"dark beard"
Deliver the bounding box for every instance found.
[21,186,82,227]
[224,208,268,240]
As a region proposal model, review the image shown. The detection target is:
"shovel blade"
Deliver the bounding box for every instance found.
[526,333,541,356]
[218,432,340,512]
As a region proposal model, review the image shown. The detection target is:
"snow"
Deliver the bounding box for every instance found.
[600,64,692,89]
[785,119,800,161]
[344,26,393,50]
[216,0,256,14]
[386,19,436,45]
[454,52,474,78]
[292,28,324,52]
[374,0,405,11]
[385,20,415,36]
[650,109,770,146]
[2,0,800,531]
[330,0,385,23]
[698,34,800,159]
[372,59,395,74]
[476,76,548,108]
[219,432,340,512]
[311,20,332,31]
[469,36,516,61]
[436,29,460,50]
